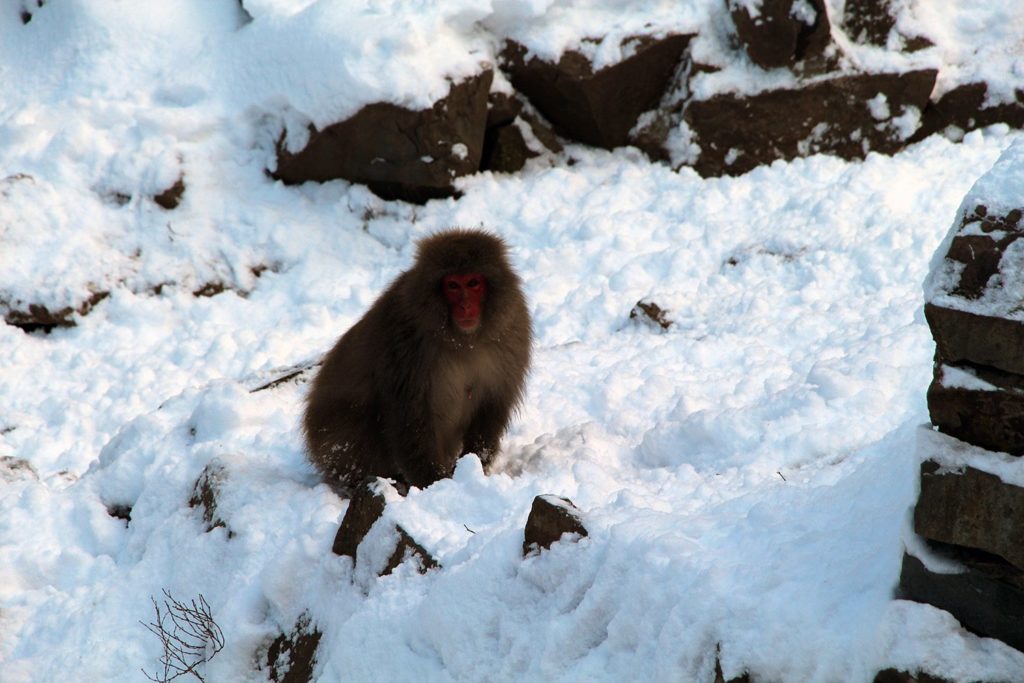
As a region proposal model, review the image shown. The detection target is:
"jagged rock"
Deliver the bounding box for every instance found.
[332,481,438,576]
[914,460,1024,569]
[188,462,232,536]
[266,613,322,683]
[153,174,185,210]
[911,83,1024,143]
[927,362,1024,456]
[727,0,830,69]
[481,123,534,174]
[501,34,692,150]
[381,526,439,576]
[332,483,388,560]
[898,549,1024,652]
[684,68,936,176]
[873,668,950,683]
[3,291,109,333]
[520,110,563,155]
[629,299,673,330]
[924,205,1024,376]
[842,0,895,47]
[273,70,493,204]
[486,91,523,129]
[523,494,588,555]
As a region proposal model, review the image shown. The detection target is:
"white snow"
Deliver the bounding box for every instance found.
[937,364,998,392]
[2,2,1024,682]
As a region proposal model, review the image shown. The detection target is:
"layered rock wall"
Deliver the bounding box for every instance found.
[901,139,1024,653]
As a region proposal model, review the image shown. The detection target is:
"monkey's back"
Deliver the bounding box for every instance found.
[302,291,403,488]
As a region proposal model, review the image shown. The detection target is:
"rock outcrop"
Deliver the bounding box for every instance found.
[901,140,1024,655]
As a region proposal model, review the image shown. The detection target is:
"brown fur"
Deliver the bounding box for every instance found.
[303,229,532,490]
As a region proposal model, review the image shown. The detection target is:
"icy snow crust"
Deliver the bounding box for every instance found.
[3,1,1024,681]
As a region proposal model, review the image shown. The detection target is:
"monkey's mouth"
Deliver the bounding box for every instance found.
[454,317,480,333]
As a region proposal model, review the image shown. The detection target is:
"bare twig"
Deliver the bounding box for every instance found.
[141,590,225,682]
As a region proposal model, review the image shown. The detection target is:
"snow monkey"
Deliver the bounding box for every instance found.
[303,228,532,491]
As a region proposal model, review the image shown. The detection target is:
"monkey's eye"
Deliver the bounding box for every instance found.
[466,278,481,288]
[446,280,460,290]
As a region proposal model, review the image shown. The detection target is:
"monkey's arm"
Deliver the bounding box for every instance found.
[463,400,515,467]
[380,411,458,488]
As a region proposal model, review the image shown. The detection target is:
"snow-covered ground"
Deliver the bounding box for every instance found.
[3,2,1024,681]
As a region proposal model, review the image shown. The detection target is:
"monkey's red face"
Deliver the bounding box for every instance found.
[442,273,487,333]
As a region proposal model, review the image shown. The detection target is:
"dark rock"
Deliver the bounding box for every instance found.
[523,494,588,555]
[106,503,132,525]
[520,110,563,154]
[192,282,227,298]
[914,460,1024,568]
[486,91,523,129]
[19,0,43,24]
[332,481,438,576]
[727,0,831,69]
[153,174,185,210]
[842,0,895,46]
[925,305,1024,377]
[332,483,388,560]
[713,646,751,683]
[911,82,1024,144]
[927,362,1024,456]
[3,291,109,333]
[189,462,232,536]
[898,550,1024,652]
[873,668,951,683]
[381,526,439,576]
[923,205,1024,375]
[628,108,675,163]
[684,68,936,176]
[630,299,673,330]
[501,34,692,150]
[266,613,322,683]
[927,539,1024,591]
[273,70,493,204]
[944,207,1023,300]
[481,123,534,174]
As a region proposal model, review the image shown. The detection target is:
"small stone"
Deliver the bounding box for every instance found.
[188,462,232,536]
[523,494,588,555]
[630,299,673,331]
[153,174,185,210]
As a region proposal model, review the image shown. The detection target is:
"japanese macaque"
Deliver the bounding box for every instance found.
[303,229,532,491]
